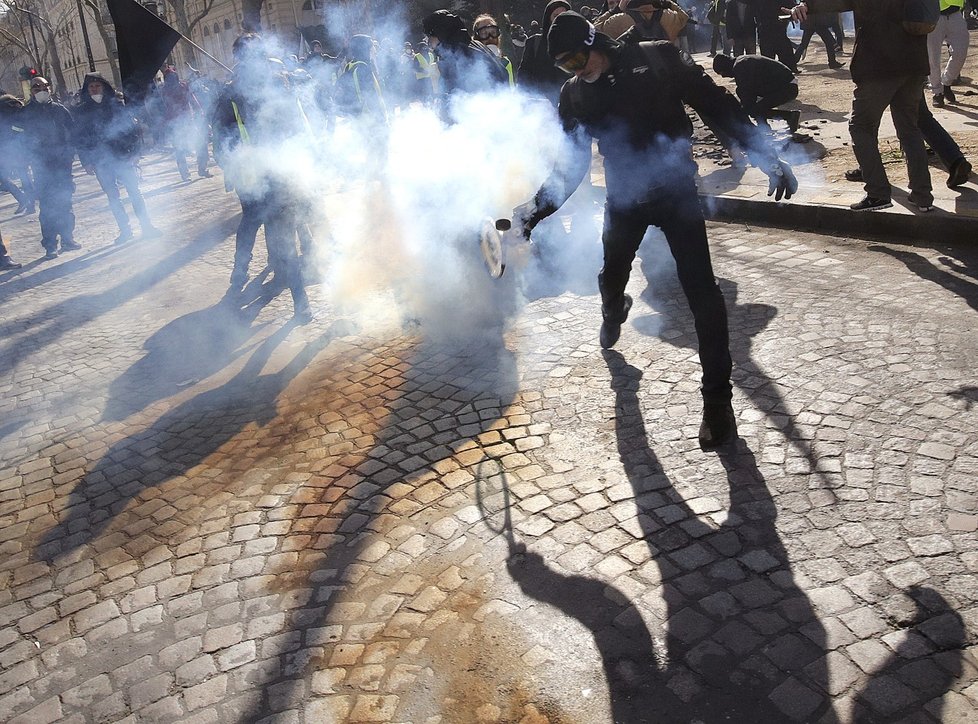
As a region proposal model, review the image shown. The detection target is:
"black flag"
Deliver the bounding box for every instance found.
[106,0,181,100]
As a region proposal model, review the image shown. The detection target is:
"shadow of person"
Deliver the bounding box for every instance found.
[35,319,346,562]
[0,215,237,374]
[869,243,978,315]
[505,546,679,722]
[240,332,521,720]
[852,586,966,721]
[101,299,272,422]
[602,349,838,722]
[0,242,128,298]
[631,259,831,485]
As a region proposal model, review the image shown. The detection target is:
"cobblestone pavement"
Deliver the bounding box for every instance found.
[1,155,977,724]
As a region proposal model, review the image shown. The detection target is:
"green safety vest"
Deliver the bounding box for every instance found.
[939,0,964,10]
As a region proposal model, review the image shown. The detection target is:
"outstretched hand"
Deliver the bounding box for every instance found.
[766,159,798,201]
[786,2,808,21]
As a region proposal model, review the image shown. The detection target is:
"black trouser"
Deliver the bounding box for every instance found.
[1,174,27,207]
[233,194,264,281]
[33,161,75,251]
[232,190,308,312]
[599,181,733,404]
[795,25,838,65]
[740,83,799,124]
[94,158,153,234]
[758,21,797,70]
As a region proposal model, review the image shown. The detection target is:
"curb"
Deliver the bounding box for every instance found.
[700,194,978,244]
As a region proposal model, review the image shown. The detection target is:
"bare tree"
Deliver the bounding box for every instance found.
[2,0,69,92]
[83,0,121,86]
[166,0,220,64]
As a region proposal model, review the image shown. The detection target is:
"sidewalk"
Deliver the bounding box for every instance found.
[687,42,978,242]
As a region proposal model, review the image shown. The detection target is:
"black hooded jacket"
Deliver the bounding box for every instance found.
[518,0,573,103]
[529,38,777,223]
[73,73,142,164]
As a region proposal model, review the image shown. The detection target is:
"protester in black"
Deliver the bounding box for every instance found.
[21,77,79,259]
[518,0,574,105]
[0,95,35,215]
[513,12,796,448]
[212,34,312,323]
[713,53,801,131]
[422,9,509,104]
[74,73,162,244]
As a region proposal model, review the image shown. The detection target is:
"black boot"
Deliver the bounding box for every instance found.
[698,402,738,449]
[599,294,632,349]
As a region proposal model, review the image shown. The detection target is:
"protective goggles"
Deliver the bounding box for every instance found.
[555,49,590,74]
[475,25,500,40]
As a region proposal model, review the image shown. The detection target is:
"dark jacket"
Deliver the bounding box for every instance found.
[530,39,776,220]
[729,55,796,99]
[518,0,574,103]
[807,0,929,81]
[73,73,141,165]
[434,39,509,97]
[20,99,75,169]
[0,96,28,167]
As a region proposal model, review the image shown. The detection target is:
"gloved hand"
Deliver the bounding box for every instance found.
[765,159,798,201]
[511,201,538,241]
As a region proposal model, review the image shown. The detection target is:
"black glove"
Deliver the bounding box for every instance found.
[511,201,537,240]
[765,159,798,201]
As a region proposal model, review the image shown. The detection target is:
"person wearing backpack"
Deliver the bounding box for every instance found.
[507,12,797,449]
[791,0,934,212]
[927,0,969,107]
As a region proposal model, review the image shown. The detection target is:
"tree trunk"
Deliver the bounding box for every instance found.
[167,1,199,66]
[241,0,264,32]
[40,25,68,92]
[86,0,122,87]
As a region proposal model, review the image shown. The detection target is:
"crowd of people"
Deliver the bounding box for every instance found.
[0,1,974,446]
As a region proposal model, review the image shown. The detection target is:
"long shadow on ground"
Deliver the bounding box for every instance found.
[236,334,520,720]
[0,216,236,374]
[35,319,345,561]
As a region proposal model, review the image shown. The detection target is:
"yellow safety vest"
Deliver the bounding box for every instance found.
[939,0,964,10]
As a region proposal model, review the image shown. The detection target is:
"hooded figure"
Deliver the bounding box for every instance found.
[21,76,79,258]
[74,73,160,243]
[335,34,388,120]
[517,0,573,105]
[422,10,508,100]
[159,67,210,180]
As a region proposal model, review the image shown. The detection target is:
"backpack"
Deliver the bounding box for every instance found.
[903,0,939,35]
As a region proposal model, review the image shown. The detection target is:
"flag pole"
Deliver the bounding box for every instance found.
[176,34,233,73]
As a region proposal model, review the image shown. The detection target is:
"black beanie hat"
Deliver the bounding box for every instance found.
[547,11,597,59]
[423,10,465,39]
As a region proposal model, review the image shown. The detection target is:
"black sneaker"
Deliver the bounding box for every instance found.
[947,158,972,188]
[599,294,632,349]
[844,168,863,182]
[0,256,22,270]
[933,93,945,108]
[43,249,59,260]
[828,61,845,70]
[698,402,738,449]
[850,196,892,211]
[943,85,956,104]
[60,239,82,252]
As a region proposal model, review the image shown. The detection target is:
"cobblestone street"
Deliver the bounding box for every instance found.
[1,154,977,724]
